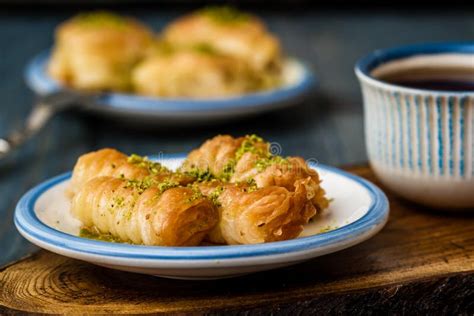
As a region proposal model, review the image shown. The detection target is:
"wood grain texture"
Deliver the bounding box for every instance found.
[0,166,473,314]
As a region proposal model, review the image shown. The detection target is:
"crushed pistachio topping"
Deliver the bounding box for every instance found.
[208,186,225,207]
[218,159,236,181]
[151,40,177,55]
[123,210,133,221]
[235,134,268,161]
[255,155,289,172]
[235,134,289,175]
[199,6,251,24]
[74,11,127,28]
[193,43,216,54]
[152,41,217,57]
[106,189,136,221]
[240,178,258,193]
[157,179,180,194]
[122,175,179,197]
[185,184,204,203]
[123,177,155,194]
[318,225,338,234]
[183,167,215,182]
[246,178,258,192]
[113,196,125,208]
[128,154,169,175]
[184,135,289,184]
[79,227,123,243]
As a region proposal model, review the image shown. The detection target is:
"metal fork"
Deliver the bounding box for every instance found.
[0,90,93,160]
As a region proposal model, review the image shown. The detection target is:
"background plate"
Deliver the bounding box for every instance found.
[25,51,316,124]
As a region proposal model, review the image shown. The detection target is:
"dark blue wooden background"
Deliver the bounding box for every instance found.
[1,7,473,267]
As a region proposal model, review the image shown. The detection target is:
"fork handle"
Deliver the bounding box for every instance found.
[0,90,89,160]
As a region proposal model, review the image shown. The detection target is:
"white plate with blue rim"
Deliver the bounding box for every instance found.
[14,155,389,280]
[24,51,316,124]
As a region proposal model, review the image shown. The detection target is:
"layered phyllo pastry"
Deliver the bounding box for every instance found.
[67,135,329,246]
[48,7,285,96]
[48,11,153,91]
[132,43,259,98]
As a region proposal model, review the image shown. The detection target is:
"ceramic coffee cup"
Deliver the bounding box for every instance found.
[355,42,474,209]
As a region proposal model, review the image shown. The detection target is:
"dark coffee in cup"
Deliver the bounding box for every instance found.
[371,53,474,92]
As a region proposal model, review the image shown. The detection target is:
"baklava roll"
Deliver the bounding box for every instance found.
[181,135,329,212]
[132,48,258,98]
[71,176,218,246]
[69,148,191,197]
[199,180,316,244]
[48,11,153,91]
[180,135,248,177]
[232,155,330,212]
[162,6,282,74]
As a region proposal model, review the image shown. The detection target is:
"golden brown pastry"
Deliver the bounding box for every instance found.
[162,6,282,79]
[132,48,258,98]
[197,180,316,244]
[181,135,247,176]
[69,148,191,197]
[181,135,329,212]
[232,155,329,212]
[71,176,218,246]
[69,134,330,246]
[48,11,153,91]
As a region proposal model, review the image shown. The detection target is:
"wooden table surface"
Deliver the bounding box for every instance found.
[0,7,473,312]
[1,166,473,314]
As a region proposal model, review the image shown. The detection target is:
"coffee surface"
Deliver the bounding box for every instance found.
[370,53,474,92]
[383,79,474,91]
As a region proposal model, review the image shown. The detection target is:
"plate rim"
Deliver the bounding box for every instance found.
[24,50,316,113]
[14,155,389,264]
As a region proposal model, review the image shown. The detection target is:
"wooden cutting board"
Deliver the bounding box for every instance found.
[1,166,473,315]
